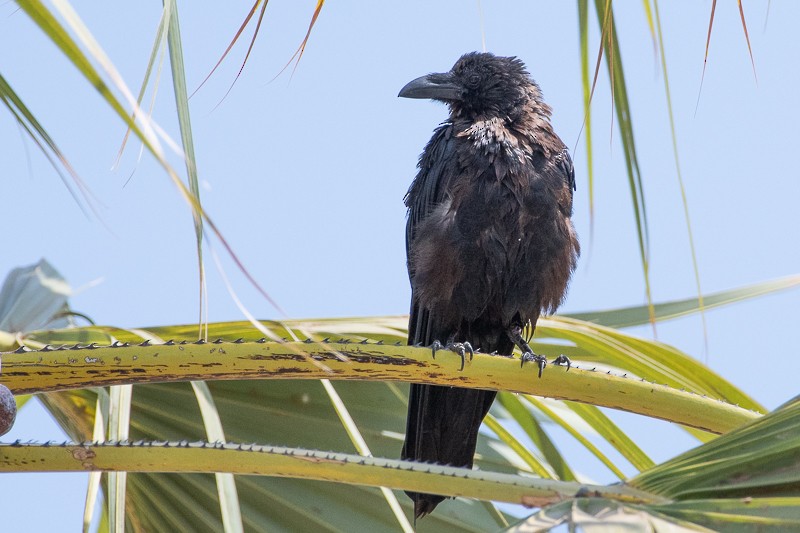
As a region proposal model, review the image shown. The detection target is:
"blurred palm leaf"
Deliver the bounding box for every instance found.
[0,259,75,341]
[0,74,93,215]
[38,380,514,532]
[505,396,800,531]
[566,274,800,328]
[580,0,654,324]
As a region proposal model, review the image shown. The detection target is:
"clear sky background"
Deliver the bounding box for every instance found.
[2,1,799,530]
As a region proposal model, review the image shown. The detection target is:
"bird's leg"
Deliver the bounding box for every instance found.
[552,354,572,371]
[430,336,474,371]
[508,324,547,378]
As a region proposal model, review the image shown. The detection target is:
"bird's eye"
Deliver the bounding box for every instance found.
[467,74,481,87]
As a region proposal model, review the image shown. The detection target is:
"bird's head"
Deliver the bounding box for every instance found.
[398,52,543,120]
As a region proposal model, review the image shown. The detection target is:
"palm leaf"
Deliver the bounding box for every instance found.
[566,275,800,328]
[2,310,762,532]
[34,381,515,532]
[505,397,800,531]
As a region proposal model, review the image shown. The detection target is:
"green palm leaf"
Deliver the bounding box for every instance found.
[505,397,800,531]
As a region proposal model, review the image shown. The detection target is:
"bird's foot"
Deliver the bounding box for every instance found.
[431,339,474,371]
[521,351,547,378]
[552,354,572,371]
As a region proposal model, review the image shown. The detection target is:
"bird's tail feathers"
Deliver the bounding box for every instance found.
[402,383,497,519]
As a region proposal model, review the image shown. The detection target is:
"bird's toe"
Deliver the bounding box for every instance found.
[521,351,547,378]
[552,354,572,371]
[430,340,444,359]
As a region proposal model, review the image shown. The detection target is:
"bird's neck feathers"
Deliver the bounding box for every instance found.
[452,88,561,157]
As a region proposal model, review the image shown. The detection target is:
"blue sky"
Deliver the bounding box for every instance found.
[2,1,799,529]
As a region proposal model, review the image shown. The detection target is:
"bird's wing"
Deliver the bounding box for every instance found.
[557,147,576,191]
[404,123,460,346]
[552,147,576,217]
[401,123,501,519]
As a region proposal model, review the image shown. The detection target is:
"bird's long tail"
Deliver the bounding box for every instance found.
[401,383,497,519]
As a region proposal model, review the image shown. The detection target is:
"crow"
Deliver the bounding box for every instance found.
[398,52,580,519]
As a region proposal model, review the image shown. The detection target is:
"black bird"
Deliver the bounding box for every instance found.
[399,52,580,519]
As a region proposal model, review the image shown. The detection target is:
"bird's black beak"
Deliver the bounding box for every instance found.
[398,73,462,101]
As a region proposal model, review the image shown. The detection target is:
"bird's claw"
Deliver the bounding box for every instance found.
[430,340,474,371]
[552,354,572,371]
[430,340,444,359]
[450,342,474,371]
[521,352,547,378]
